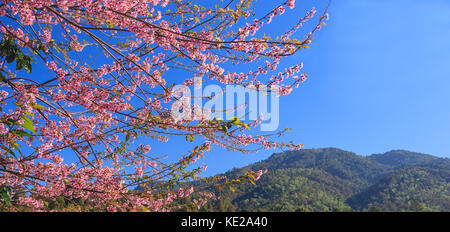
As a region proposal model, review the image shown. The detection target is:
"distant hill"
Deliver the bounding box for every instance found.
[195,148,450,212]
[347,166,450,211]
[368,150,441,168]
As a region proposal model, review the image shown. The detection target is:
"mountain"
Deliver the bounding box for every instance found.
[368,150,442,168]
[196,148,450,212]
[225,148,387,190]
[347,166,450,211]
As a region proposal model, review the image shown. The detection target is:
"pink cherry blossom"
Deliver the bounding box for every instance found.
[0,0,329,211]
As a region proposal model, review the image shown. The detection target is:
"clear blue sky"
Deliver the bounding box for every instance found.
[283,0,450,156]
[176,0,450,176]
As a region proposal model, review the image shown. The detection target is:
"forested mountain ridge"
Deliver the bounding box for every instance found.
[347,166,450,211]
[368,150,442,168]
[198,148,450,212]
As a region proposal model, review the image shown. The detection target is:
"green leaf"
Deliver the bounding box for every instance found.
[4,119,16,126]
[12,102,23,108]
[11,129,32,138]
[0,145,17,159]
[20,115,36,135]
[0,185,11,205]
[221,125,228,135]
[16,55,23,70]
[23,57,32,73]
[185,134,195,142]
[5,53,15,63]
[30,104,45,110]
[0,73,7,83]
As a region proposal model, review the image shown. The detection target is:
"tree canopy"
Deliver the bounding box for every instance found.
[0,0,329,211]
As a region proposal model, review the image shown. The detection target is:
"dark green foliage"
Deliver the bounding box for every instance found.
[0,37,33,73]
[0,185,12,206]
[368,150,441,168]
[227,168,353,212]
[201,148,450,212]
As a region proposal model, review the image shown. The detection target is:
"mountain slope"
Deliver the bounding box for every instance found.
[225,148,388,191]
[231,168,356,212]
[200,148,450,212]
[347,167,450,211]
[368,150,442,168]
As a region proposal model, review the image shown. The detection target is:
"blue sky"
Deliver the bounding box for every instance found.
[181,0,450,176]
[284,0,450,155]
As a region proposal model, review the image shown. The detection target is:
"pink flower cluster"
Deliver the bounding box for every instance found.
[0,0,328,211]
